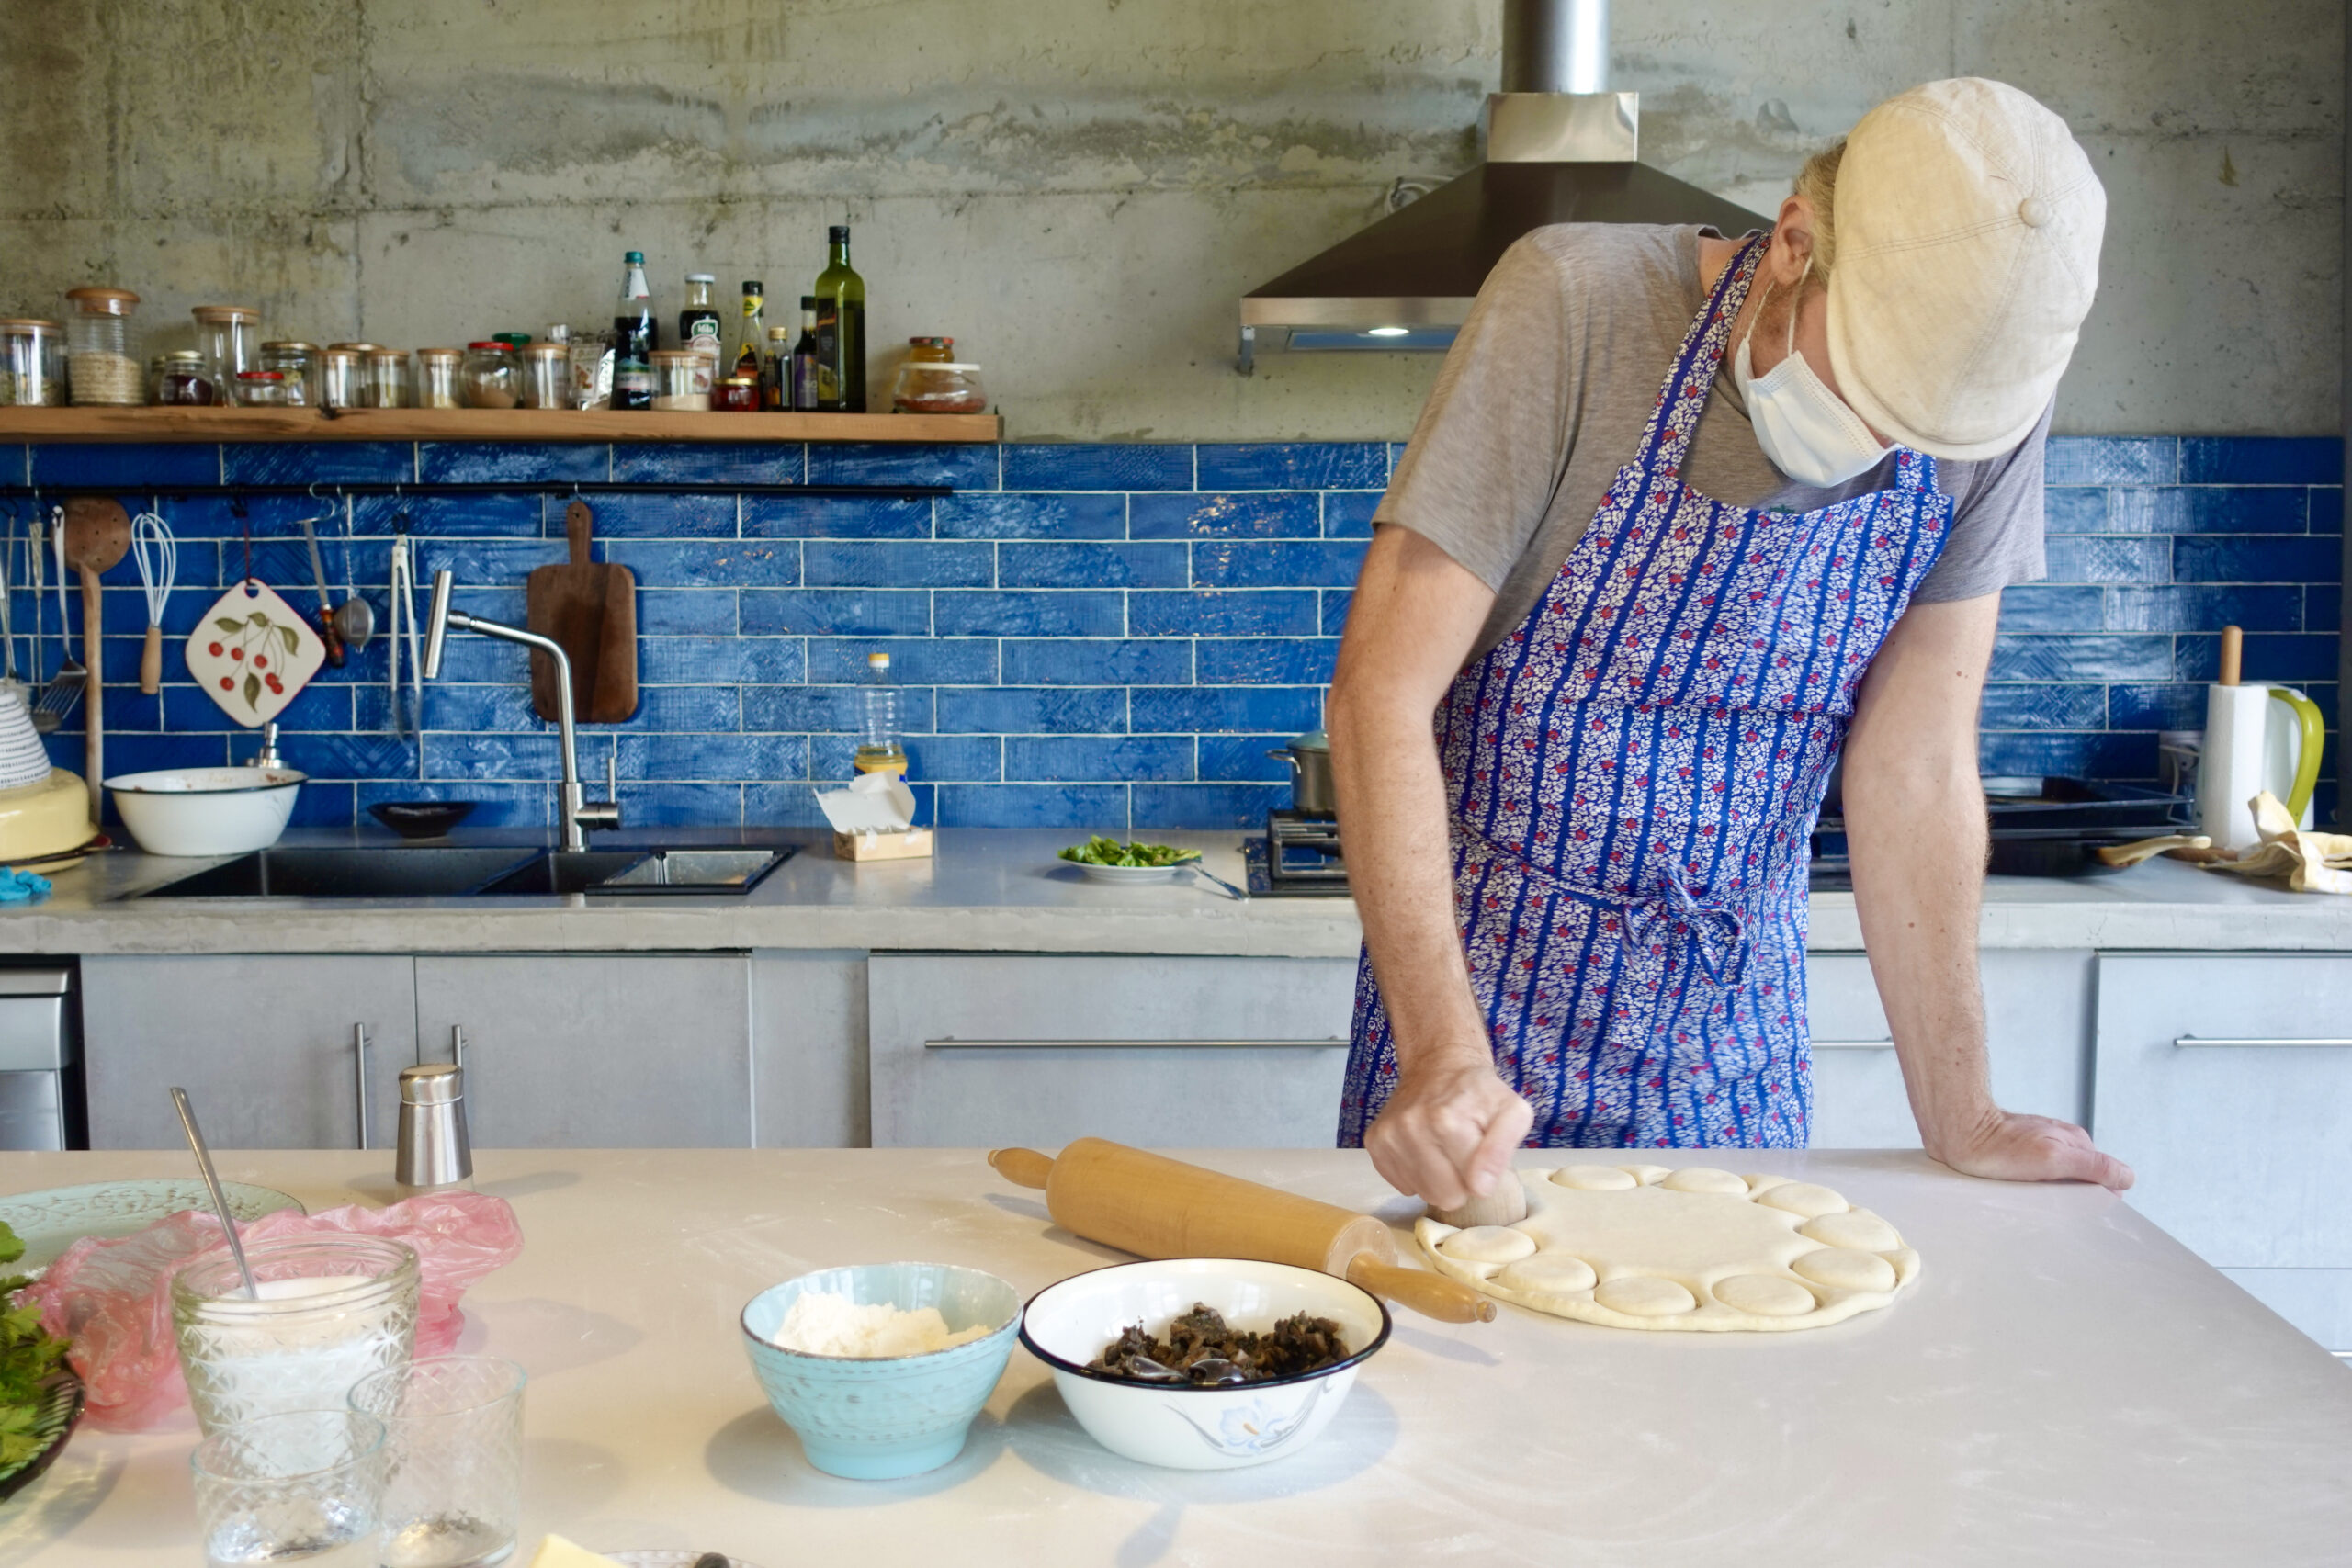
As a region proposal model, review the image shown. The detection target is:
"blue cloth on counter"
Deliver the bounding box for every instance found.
[0,870,53,903]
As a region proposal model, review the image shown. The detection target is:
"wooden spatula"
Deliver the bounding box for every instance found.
[62,498,130,822]
[991,1137,1497,1324]
[525,501,637,723]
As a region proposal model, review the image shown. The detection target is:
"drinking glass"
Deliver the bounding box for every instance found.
[191,1409,385,1568]
[173,1235,422,1434]
[348,1356,526,1568]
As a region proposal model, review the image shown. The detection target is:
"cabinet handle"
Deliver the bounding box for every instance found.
[1811,1039,1895,1051]
[353,1024,368,1151]
[451,1026,467,1075]
[2173,1035,2352,1049]
[923,1037,1349,1051]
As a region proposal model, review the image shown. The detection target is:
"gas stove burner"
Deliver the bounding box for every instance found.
[1266,809,1347,885]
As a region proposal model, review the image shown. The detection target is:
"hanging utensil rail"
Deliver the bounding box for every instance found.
[0,481,952,500]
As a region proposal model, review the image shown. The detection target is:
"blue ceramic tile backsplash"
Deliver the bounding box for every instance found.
[13,434,2340,832]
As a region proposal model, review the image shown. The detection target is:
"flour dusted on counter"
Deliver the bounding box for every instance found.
[771,1292,989,1357]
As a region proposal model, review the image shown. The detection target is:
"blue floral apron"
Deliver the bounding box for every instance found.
[1340,233,1956,1150]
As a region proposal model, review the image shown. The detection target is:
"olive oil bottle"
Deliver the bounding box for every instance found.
[811,226,865,412]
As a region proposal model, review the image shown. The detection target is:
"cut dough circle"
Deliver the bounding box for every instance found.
[1801,1210,1902,1253]
[1496,1254,1598,1295]
[1791,1247,1898,1292]
[1711,1274,1817,1316]
[1552,1165,1637,1191]
[1437,1225,1538,1264]
[1660,1167,1748,1195]
[1593,1276,1696,1316]
[1754,1181,1849,1219]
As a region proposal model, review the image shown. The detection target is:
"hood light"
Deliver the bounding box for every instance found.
[1363,326,1411,338]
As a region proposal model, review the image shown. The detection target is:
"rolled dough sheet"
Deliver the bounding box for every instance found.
[1417,1166,1920,1333]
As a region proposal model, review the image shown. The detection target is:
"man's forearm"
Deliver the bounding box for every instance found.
[1327,684,1487,1069]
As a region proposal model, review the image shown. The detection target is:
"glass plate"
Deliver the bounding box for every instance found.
[1069,857,1200,884]
[0,1179,306,1272]
[0,1368,83,1503]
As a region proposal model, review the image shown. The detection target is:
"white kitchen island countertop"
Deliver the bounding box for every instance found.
[0,1147,2343,1566]
[0,828,2346,958]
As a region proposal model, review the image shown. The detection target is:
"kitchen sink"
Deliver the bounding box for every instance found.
[129,844,797,899]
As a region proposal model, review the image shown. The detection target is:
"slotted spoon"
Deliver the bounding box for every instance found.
[30,511,81,733]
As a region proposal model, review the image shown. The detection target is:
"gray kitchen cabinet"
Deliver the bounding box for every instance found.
[868,954,1355,1148]
[1805,951,2093,1149]
[82,954,417,1150]
[752,951,868,1148]
[413,954,752,1148]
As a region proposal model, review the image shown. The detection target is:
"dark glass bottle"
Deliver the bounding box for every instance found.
[731,280,764,380]
[789,297,820,412]
[678,273,721,395]
[811,227,865,412]
[610,250,655,411]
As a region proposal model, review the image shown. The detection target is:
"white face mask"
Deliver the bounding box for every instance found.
[1733,265,1889,488]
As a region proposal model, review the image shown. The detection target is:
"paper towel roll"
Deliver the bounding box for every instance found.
[2198,683,2288,850]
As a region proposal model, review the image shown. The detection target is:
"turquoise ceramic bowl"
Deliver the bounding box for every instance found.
[739,1262,1021,1480]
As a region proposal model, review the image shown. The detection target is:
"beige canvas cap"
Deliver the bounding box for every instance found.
[1826,78,2105,462]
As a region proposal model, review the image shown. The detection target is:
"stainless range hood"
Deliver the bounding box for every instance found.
[1238,0,1769,369]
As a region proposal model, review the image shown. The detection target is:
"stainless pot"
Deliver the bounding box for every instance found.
[1268,730,1336,815]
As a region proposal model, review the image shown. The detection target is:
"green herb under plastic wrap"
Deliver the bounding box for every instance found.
[1058,836,1201,868]
[0,1222,68,1466]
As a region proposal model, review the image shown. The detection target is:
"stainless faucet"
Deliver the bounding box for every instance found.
[420,569,621,852]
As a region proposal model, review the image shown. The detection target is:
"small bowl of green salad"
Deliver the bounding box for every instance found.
[1056,836,1204,884]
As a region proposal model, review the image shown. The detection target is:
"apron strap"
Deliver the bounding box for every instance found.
[1632,231,1770,480]
[1453,824,1754,991]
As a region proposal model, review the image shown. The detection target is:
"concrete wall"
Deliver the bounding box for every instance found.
[0,0,2340,439]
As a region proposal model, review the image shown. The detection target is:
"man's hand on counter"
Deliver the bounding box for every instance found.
[1364,1048,1535,1212]
[1928,1106,2136,1191]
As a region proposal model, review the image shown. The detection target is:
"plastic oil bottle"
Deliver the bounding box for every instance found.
[854,652,908,775]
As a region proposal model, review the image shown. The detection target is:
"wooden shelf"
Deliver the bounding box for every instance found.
[0,406,1001,445]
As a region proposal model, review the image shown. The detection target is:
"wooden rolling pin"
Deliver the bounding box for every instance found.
[989,1137,1497,1324]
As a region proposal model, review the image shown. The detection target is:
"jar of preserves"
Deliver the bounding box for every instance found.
[364,349,413,409]
[649,350,707,412]
[191,306,261,401]
[517,342,569,409]
[319,348,364,409]
[459,342,518,409]
[889,352,988,415]
[259,342,320,407]
[153,349,220,406]
[715,374,761,412]
[62,287,142,405]
[417,347,464,411]
[0,320,65,407]
[232,369,288,408]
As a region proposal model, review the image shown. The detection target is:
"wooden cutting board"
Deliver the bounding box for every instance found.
[526,501,638,723]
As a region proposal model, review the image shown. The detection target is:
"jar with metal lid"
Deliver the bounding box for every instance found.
[417,348,463,411]
[715,374,761,412]
[153,349,220,407]
[460,342,518,409]
[259,342,319,407]
[191,306,261,401]
[319,348,364,409]
[907,335,955,364]
[490,333,532,355]
[0,320,65,407]
[62,287,142,405]
[364,349,413,409]
[517,342,569,410]
[649,349,707,412]
[232,369,288,408]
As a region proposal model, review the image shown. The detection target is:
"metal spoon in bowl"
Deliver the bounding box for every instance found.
[169,1087,258,1300]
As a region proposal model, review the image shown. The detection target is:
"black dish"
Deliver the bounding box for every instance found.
[368,801,478,840]
[0,1369,84,1502]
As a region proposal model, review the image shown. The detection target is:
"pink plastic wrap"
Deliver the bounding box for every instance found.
[22,1191,524,1431]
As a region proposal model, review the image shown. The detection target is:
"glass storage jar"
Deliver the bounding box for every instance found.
[417,348,463,410]
[153,349,220,406]
[715,373,761,412]
[259,341,320,407]
[649,349,707,411]
[62,287,142,405]
[319,348,363,409]
[460,342,518,409]
[329,341,384,356]
[232,369,288,407]
[889,354,988,415]
[0,320,65,407]
[172,1235,422,1435]
[517,342,569,409]
[191,306,261,401]
[364,349,413,409]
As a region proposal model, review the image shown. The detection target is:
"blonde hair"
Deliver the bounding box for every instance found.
[1792,139,1848,279]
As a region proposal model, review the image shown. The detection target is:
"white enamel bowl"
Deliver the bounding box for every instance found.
[1019,1258,1390,1471]
[105,767,306,856]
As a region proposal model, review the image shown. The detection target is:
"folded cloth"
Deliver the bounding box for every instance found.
[2205,790,2352,895]
[0,870,51,903]
[21,1190,524,1431]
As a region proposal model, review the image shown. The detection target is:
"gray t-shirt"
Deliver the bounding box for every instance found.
[1377,223,2049,660]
